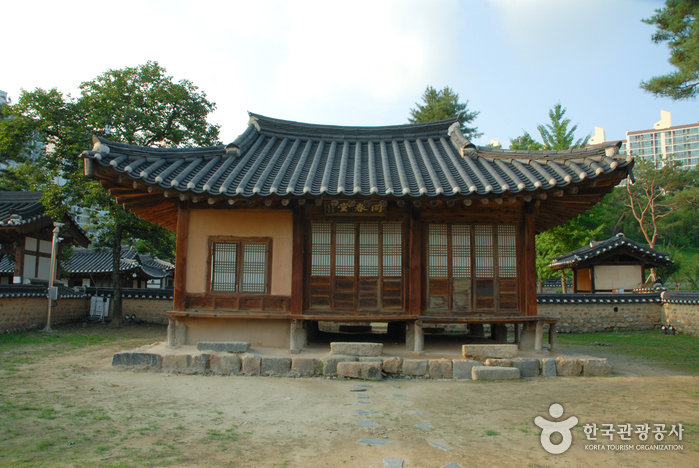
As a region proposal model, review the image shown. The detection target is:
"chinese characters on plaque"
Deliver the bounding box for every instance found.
[323,200,386,216]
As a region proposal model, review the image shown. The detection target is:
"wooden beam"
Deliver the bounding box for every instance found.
[291,208,304,315]
[173,201,189,312]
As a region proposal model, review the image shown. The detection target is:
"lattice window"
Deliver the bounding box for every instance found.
[452,224,471,278]
[335,223,355,276]
[359,223,379,276]
[428,224,448,277]
[210,238,270,293]
[382,223,402,277]
[497,225,517,277]
[474,225,494,277]
[311,222,331,276]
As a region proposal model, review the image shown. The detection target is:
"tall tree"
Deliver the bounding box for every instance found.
[509,131,543,150]
[536,102,590,150]
[0,61,220,325]
[641,0,699,100]
[409,86,482,139]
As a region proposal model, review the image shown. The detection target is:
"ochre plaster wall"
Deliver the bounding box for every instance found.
[181,317,290,347]
[186,210,293,296]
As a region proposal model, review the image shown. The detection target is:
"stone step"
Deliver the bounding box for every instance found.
[196,342,250,353]
[330,342,383,356]
[472,366,521,380]
[337,361,382,380]
[462,344,518,359]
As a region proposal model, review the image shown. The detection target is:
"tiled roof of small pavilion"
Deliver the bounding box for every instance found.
[549,233,673,270]
[64,247,174,279]
[83,113,633,232]
[0,191,90,246]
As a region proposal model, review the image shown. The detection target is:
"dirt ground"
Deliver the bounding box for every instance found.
[3,328,699,468]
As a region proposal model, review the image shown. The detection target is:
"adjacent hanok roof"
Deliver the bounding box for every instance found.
[549,233,673,270]
[83,113,633,232]
[0,191,90,247]
[64,247,174,279]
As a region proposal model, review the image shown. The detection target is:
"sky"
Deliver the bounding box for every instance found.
[2,0,696,147]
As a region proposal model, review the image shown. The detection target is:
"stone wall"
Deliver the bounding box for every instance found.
[121,299,171,325]
[538,299,662,333]
[662,292,699,337]
[0,297,90,333]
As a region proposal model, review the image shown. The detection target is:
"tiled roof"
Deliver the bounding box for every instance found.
[0,284,87,299]
[0,256,13,275]
[64,247,173,279]
[537,292,663,304]
[0,192,49,227]
[662,291,699,304]
[85,286,173,300]
[0,191,90,247]
[549,233,673,270]
[84,114,631,200]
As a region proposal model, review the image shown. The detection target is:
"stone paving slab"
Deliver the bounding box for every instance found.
[541,358,557,378]
[555,357,582,376]
[429,359,453,379]
[416,423,432,429]
[384,458,404,468]
[196,342,250,353]
[241,353,261,375]
[331,342,383,356]
[472,366,520,380]
[162,354,189,370]
[443,463,462,468]
[359,439,391,445]
[402,359,428,376]
[290,357,321,377]
[356,410,377,414]
[210,354,241,375]
[462,344,518,359]
[322,355,358,376]
[429,441,452,451]
[382,357,403,374]
[581,358,613,376]
[261,357,291,376]
[512,358,540,378]
[357,421,378,427]
[189,354,210,372]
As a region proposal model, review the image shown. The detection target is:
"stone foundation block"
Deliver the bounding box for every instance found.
[402,359,428,376]
[485,359,513,367]
[241,353,261,375]
[291,357,321,377]
[210,354,241,375]
[382,357,403,374]
[541,358,557,378]
[322,355,358,376]
[162,354,190,370]
[453,360,482,380]
[472,366,520,380]
[190,354,211,372]
[581,358,613,376]
[197,342,250,353]
[428,359,453,379]
[512,358,540,377]
[261,357,291,376]
[337,361,382,380]
[358,357,383,362]
[555,357,582,377]
[112,352,162,368]
[462,344,518,359]
[330,342,383,356]
[518,329,536,351]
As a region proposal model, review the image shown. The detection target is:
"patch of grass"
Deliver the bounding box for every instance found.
[206,426,238,442]
[484,429,500,436]
[38,408,57,420]
[36,440,55,451]
[555,330,699,373]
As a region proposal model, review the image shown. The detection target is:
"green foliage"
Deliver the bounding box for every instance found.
[641,0,699,100]
[409,86,482,139]
[536,220,603,284]
[536,102,590,150]
[508,131,543,150]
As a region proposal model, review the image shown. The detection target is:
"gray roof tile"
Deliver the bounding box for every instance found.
[84,114,632,200]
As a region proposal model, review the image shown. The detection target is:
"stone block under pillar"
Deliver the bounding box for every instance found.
[519,329,536,351]
[469,324,485,338]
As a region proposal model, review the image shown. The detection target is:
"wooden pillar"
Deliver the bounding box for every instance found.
[408,212,424,317]
[291,208,304,315]
[14,239,24,282]
[523,202,538,316]
[173,201,189,312]
[572,269,578,293]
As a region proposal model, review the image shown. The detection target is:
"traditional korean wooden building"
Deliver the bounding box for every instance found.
[549,233,672,293]
[0,191,89,284]
[83,114,633,350]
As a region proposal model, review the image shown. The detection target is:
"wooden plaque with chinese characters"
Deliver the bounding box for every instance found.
[323,200,386,216]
